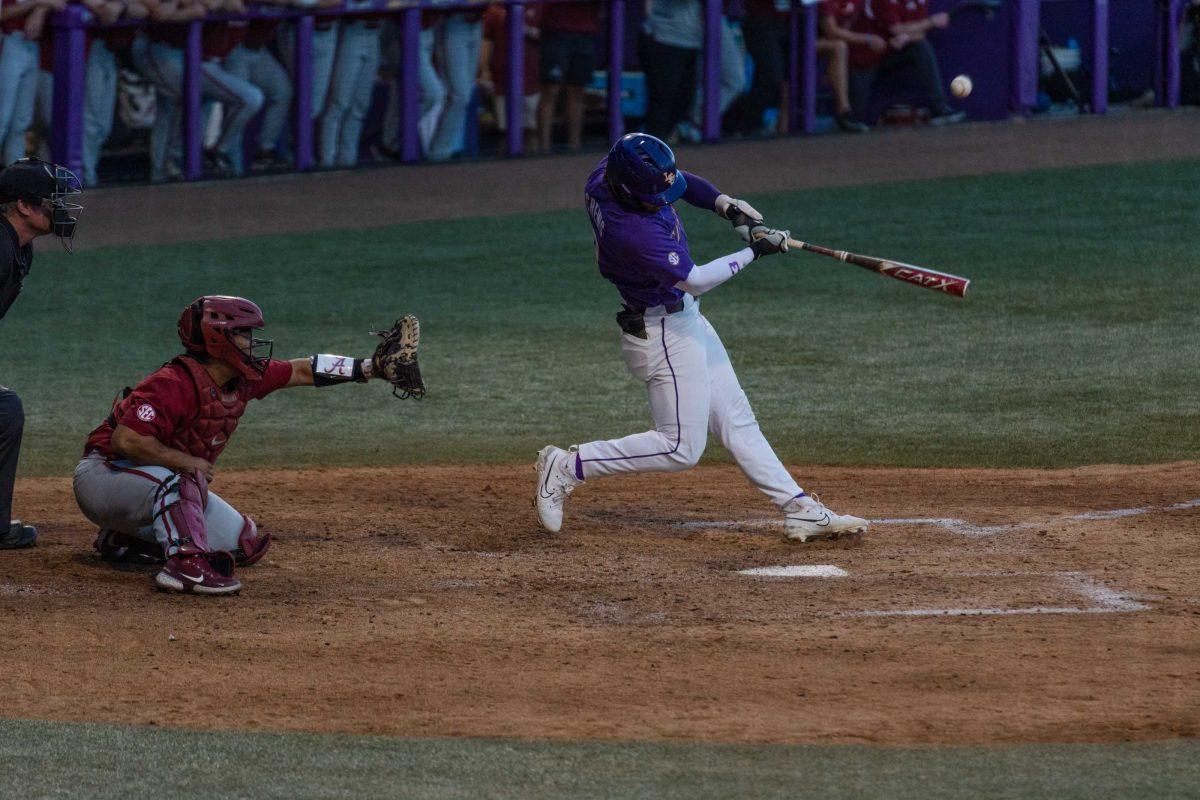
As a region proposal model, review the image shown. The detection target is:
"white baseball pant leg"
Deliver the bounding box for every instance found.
[576,296,802,508]
[73,453,250,553]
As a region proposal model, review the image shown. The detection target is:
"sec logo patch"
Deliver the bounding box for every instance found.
[136,403,156,422]
[668,252,680,266]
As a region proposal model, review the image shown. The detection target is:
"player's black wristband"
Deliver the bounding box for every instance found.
[311,354,367,387]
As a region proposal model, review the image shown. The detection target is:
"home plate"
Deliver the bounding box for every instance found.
[738,565,848,578]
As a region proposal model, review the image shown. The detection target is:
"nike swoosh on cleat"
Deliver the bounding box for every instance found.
[538,455,560,499]
[180,571,205,583]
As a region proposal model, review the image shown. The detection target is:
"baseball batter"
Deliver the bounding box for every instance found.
[535,133,868,542]
[74,295,424,595]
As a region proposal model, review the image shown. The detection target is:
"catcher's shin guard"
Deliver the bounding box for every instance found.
[152,469,212,556]
[234,515,271,566]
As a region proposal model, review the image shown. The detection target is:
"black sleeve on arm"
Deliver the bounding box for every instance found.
[680,171,722,212]
[0,240,18,323]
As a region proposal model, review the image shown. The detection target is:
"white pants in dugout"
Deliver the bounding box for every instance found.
[576,295,803,507]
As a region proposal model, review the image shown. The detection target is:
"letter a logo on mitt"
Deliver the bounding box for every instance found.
[371,315,426,400]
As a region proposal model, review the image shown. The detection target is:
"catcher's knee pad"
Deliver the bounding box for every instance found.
[152,470,211,556]
[234,515,270,566]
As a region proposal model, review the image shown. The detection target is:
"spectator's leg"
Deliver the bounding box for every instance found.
[82,40,119,187]
[904,39,950,110]
[280,22,340,121]
[718,17,747,115]
[848,66,876,123]
[140,42,185,183]
[3,38,39,164]
[523,92,539,153]
[563,32,595,151]
[0,33,24,150]
[337,23,381,167]
[320,21,358,168]
[537,28,565,150]
[693,17,747,126]
[311,25,339,118]
[642,38,693,139]
[202,61,264,175]
[36,69,53,157]
[817,39,851,115]
[417,24,446,155]
[640,36,669,138]
[250,49,294,156]
[378,20,401,150]
[429,13,482,161]
[537,83,561,151]
[739,16,785,135]
[564,86,584,151]
[0,387,23,533]
[671,49,700,137]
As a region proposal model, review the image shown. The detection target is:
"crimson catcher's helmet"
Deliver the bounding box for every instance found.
[178,296,273,381]
[604,132,687,209]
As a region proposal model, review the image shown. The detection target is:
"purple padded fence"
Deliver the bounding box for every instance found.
[46,0,1167,181]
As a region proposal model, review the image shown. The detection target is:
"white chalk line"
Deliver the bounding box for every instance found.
[738,565,848,578]
[834,571,1151,618]
[681,498,1200,538]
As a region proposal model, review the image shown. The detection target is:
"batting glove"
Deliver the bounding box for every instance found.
[716,195,765,243]
[750,227,790,259]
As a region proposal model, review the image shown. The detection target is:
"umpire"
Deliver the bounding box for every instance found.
[0,158,83,549]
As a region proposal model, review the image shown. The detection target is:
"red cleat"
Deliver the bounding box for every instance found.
[154,553,241,595]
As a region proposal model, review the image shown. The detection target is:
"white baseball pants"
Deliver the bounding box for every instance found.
[576,295,803,508]
[73,452,248,553]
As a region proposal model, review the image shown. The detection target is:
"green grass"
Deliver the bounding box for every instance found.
[7,158,1199,475]
[1,719,1196,800]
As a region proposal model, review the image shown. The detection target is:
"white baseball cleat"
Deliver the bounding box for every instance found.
[534,445,580,533]
[782,494,868,542]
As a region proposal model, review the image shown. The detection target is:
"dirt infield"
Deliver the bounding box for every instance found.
[2,461,1197,744]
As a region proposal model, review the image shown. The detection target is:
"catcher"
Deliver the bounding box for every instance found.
[72,295,424,596]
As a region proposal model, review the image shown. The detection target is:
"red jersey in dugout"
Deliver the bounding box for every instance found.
[1,0,32,35]
[873,0,932,26]
[541,1,601,35]
[483,4,542,96]
[84,356,293,463]
[822,0,888,70]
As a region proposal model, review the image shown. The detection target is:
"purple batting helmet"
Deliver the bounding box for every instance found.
[605,133,687,208]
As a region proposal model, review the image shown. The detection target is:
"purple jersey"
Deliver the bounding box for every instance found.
[585,158,698,310]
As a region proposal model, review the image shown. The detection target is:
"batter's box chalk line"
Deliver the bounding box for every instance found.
[738,565,848,578]
[833,571,1153,619]
[680,498,1200,538]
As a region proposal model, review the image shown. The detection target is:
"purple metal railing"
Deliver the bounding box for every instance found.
[47,0,1166,182]
[1155,0,1183,107]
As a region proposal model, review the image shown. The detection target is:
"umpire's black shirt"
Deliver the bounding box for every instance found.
[0,216,32,321]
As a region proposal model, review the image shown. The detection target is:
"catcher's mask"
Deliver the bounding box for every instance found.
[178,296,273,381]
[0,158,83,250]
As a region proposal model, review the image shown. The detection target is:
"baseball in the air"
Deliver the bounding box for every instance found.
[951,74,973,99]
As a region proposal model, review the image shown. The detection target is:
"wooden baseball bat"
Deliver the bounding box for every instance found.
[787,238,970,298]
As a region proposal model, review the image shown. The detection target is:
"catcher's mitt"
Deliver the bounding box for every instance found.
[370,315,426,400]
